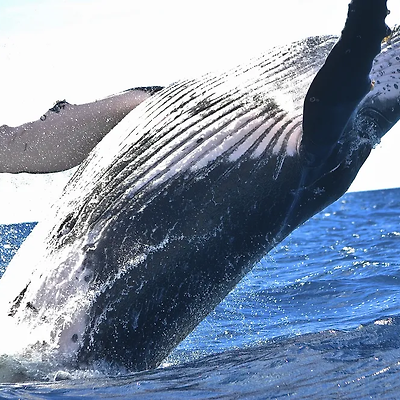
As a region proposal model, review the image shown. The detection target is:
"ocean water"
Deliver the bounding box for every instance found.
[0,187,399,399]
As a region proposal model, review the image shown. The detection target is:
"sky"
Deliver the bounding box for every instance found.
[0,0,400,223]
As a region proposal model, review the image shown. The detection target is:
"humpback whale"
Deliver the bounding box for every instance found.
[0,0,399,373]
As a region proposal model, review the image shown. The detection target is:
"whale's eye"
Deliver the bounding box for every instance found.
[71,334,78,343]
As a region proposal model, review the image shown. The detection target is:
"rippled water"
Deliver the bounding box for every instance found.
[0,188,400,398]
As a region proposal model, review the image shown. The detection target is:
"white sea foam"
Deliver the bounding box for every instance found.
[0,170,74,224]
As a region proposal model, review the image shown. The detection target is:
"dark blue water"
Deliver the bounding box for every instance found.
[0,188,400,399]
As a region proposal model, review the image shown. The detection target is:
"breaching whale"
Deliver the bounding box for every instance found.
[0,0,399,373]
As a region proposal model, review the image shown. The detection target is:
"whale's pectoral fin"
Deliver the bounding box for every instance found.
[0,86,164,174]
[301,0,391,168]
[277,0,392,241]
[354,25,400,141]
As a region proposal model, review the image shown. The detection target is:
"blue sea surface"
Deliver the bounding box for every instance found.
[0,188,400,398]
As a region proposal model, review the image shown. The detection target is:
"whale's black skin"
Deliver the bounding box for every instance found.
[0,0,399,372]
[302,0,391,170]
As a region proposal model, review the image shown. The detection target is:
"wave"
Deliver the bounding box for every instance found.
[0,316,399,399]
